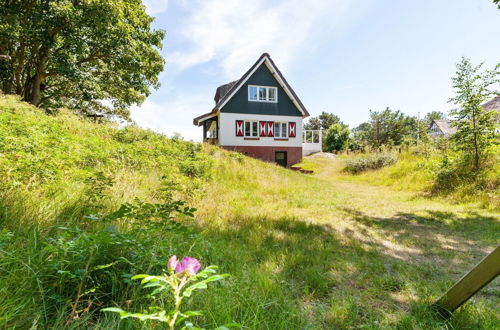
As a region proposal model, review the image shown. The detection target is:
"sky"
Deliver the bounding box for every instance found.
[134,0,500,141]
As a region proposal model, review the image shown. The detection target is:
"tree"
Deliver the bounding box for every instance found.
[324,123,350,152]
[0,0,165,119]
[304,112,340,130]
[449,57,499,170]
[351,122,371,150]
[424,111,447,123]
[494,0,500,9]
[303,117,321,130]
[368,108,417,148]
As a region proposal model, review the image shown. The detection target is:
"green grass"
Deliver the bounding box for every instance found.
[0,95,498,329]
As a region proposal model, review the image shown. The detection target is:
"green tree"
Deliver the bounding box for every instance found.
[351,122,371,150]
[494,0,500,9]
[304,112,340,130]
[303,117,321,130]
[0,0,165,119]
[449,57,499,170]
[424,111,447,123]
[367,108,417,148]
[324,123,350,152]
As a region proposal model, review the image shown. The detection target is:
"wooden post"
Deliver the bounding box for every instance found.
[434,245,500,318]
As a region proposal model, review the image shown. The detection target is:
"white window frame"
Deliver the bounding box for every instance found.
[274,122,288,138]
[248,85,278,103]
[244,120,259,137]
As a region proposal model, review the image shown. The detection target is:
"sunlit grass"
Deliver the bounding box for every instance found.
[0,95,498,328]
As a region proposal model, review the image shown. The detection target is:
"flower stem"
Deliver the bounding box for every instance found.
[169,276,186,330]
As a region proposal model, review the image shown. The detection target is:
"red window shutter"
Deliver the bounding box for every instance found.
[289,122,296,137]
[260,121,267,137]
[236,120,243,136]
[267,121,274,137]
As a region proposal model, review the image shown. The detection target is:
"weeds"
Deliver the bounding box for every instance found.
[344,152,397,173]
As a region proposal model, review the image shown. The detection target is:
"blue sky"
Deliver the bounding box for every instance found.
[134,0,500,141]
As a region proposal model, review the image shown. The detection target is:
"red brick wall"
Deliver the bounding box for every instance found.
[222,146,302,167]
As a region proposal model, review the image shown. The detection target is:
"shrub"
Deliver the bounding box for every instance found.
[344,153,397,174]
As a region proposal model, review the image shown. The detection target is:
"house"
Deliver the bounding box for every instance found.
[193,53,310,167]
[427,97,500,138]
[483,95,500,134]
[428,119,457,138]
[482,95,500,121]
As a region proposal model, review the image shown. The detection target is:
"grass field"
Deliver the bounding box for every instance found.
[0,95,498,329]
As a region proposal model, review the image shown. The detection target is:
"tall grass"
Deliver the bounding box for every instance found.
[0,95,498,328]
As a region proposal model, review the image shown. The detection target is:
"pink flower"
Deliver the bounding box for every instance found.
[168,255,179,271]
[168,255,201,277]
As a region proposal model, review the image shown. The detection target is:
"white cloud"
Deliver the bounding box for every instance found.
[144,0,169,15]
[169,0,366,78]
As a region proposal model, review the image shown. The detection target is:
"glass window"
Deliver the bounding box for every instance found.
[281,123,287,138]
[248,86,257,100]
[273,122,287,138]
[244,121,251,137]
[268,88,276,101]
[248,86,278,103]
[252,121,258,137]
[258,87,267,101]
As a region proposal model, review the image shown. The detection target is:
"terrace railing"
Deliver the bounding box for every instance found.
[302,130,322,156]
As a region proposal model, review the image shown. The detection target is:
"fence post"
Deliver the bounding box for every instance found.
[433,245,500,318]
[319,130,323,152]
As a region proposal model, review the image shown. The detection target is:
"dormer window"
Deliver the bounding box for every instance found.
[248,85,278,103]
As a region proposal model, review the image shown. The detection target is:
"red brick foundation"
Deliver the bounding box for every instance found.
[222,145,302,167]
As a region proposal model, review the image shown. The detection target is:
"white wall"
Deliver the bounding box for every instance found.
[219,112,302,147]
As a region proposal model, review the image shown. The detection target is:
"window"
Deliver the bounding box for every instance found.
[248,86,257,101]
[244,120,259,137]
[248,85,278,103]
[274,122,288,138]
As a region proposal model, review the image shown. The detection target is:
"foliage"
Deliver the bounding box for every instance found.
[344,152,397,174]
[103,258,229,329]
[303,112,340,130]
[424,111,447,124]
[448,57,499,170]
[352,107,418,150]
[0,0,165,119]
[0,96,498,328]
[324,123,350,152]
[494,0,500,10]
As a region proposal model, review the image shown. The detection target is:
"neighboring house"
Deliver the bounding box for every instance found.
[428,119,457,138]
[482,95,500,121]
[482,95,500,134]
[193,53,310,167]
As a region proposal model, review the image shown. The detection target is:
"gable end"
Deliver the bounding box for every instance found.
[213,53,309,117]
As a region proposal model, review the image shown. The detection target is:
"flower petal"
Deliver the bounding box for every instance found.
[180,257,201,276]
[168,255,178,271]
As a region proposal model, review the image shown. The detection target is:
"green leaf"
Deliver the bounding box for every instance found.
[101,307,126,314]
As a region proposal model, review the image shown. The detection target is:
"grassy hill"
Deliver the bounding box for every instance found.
[0,95,498,329]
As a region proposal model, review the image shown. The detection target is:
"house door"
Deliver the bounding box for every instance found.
[275,151,287,167]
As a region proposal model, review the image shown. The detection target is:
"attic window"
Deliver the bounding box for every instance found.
[248,85,277,103]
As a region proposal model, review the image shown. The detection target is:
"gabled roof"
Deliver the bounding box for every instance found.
[213,53,309,117]
[482,95,500,112]
[429,119,457,136]
[193,53,309,126]
[214,80,238,104]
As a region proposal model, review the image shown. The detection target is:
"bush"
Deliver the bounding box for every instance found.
[344,153,397,174]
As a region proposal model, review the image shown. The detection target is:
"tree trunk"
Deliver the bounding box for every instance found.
[29,72,43,106]
[26,53,47,106]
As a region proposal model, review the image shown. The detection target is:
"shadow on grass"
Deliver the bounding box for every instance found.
[195,212,498,328]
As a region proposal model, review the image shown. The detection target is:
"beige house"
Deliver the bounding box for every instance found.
[428,120,456,138]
